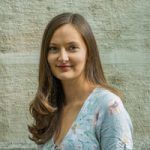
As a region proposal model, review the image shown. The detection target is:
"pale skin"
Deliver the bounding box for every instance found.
[47,24,98,145]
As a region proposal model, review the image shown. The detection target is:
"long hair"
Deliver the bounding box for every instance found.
[28,12,124,144]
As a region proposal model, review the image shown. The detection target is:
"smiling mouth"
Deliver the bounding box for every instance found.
[56,65,72,67]
[58,66,71,67]
[58,66,72,69]
[56,65,72,71]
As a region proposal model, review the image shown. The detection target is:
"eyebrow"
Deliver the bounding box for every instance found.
[49,41,79,46]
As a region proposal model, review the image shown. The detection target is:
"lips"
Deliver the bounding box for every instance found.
[56,64,72,72]
[58,66,71,67]
[56,64,72,67]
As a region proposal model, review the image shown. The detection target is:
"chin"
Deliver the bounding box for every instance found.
[57,76,75,81]
[55,73,79,81]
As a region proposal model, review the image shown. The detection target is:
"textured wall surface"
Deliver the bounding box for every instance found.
[0,0,150,149]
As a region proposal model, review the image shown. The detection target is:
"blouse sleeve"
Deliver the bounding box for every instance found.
[95,95,133,150]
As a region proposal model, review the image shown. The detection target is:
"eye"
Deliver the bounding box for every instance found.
[68,45,78,52]
[48,46,59,52]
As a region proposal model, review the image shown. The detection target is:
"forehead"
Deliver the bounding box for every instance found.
[50,24,84,44]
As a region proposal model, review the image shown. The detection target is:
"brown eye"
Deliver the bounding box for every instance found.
[48,46,59,52]
[68,45,78,51]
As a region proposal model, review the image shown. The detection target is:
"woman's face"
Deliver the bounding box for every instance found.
[47,24,87,82]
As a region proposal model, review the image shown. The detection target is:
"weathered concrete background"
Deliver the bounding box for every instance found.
[0,0,150,149]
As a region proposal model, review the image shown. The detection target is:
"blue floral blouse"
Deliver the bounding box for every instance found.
[37,87,133,150]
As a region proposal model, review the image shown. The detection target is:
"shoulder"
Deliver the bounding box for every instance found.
[95,87,133,130]
[93,87,132,122]
[94,88,133,149]
[93,87,123,110]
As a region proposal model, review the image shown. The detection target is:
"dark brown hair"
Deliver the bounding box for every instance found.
[28,12,124,144]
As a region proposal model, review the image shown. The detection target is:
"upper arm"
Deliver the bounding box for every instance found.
[96,96,133,150]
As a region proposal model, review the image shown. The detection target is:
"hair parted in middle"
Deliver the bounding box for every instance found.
[28,12,123,144]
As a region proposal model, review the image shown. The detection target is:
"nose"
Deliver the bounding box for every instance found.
[58,48,69,62]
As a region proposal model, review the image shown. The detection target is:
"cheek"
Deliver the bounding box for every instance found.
[47,58,56,75]
[47,59,56,75]
[77,51,87,64]
[73,53,87,69]
[47,55,55,66]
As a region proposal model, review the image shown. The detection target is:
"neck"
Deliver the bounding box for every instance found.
[61,77,97,106]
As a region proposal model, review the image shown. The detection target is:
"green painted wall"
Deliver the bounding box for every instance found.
[0,0,150,149]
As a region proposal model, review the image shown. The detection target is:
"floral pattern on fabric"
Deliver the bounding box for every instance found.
[37,87,133,150]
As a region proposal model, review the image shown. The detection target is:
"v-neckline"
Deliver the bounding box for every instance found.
[52,87,98,148]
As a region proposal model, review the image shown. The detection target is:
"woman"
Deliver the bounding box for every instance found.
[28,12,133,150]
